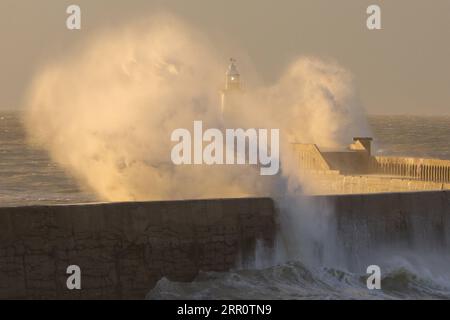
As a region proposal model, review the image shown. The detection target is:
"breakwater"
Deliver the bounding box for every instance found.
[1,191,449,299]
[0,198,276,299]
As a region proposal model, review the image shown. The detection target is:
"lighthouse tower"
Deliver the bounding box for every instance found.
[221,58,242,125]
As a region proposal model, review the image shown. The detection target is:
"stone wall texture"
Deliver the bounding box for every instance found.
[302,171,450,195]
[1,191,449,299]
[0,198,276,299]
[313,190,450,270]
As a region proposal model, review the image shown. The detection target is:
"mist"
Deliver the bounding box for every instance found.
[23,14,370,202]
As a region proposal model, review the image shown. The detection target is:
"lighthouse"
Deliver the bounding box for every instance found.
[221,58,242,126]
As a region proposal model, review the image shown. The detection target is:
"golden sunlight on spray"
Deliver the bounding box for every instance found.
[23,14,369,202]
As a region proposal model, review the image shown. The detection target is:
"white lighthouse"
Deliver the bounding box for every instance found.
[221,58,242,125]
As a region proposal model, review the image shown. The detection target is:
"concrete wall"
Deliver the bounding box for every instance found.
[1,191,449,299]
[291,142,450,184]
[322,150,369,174]
[312,190,450,270]
[303,171,450,195]
[0,198,276,299]
[292,144,330,171]
[373,156,450,183]
[292,142,371,175]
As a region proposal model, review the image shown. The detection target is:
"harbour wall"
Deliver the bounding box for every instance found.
[313,190,450,270]
[292,142,450,184]
[0,198,276,299]
[302,171,450,195]
[0,190,449,299]
[373,156,450,183]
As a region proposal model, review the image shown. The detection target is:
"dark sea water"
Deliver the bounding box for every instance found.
[2,111,450,299]
[0,111,95,206]
[369,115,450,160]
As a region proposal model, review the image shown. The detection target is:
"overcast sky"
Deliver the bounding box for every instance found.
[0,0,449,115]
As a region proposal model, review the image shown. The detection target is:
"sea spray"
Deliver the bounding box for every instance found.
[21,13,450,300]
[23,14,369,203]
[23,14,373,284]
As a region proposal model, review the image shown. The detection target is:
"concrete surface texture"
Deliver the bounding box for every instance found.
[315,190,450,270]
[0,191,449,299]
[373,156,450,182]
[293,138,450,194]
[0,198,276,299]
[302,171,450,195]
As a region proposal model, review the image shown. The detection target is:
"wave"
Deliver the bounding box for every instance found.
[147,260,450,300]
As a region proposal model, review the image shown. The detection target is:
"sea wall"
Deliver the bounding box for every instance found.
[0,198,276,299]
[291,142,450,184]
[312,190,450,270]
[302,171,450,195]
[1,191,449,299]
[373,156,450,183]
[292,143,331,171]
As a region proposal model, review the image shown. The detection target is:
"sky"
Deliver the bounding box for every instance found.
[0,0,449,115]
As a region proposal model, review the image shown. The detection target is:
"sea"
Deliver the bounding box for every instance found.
[1,111,450,299]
